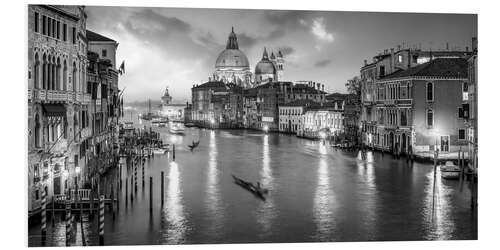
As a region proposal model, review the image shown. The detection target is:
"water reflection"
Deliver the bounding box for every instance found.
[257,135,276,238]
[313,143,335,240]
[424,167,454,240]
[160,162,187,244]
[205,131,222,239]
[355,151,377,239]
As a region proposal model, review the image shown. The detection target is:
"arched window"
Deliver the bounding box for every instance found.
[42,54,47,89]
[56,57,61,90]
[34,53,40,89]
[63,60,68,91]
[73,113,79,140]
[51,57,56,90]
[72,62,77,92]
[427,109,434,128]
[34,114,40,148]
[426,82,433,101]
[63,117,68,139]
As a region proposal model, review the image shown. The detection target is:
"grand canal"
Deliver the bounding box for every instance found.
[28,118,477,246]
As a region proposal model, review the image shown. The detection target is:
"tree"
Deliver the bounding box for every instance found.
[345,76,362,97]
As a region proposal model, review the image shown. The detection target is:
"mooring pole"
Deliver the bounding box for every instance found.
[65,200,71,246]
[41,188,47,246]
[130,176,134,201]
[142,164,145,188]
[149,177,153,213]
[161,171,164,206]
[125,176,128,206]
[173,144,176,161]
[99,195,105,246]
[134,165,138,192]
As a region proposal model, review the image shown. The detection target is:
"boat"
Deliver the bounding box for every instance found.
[185,122,196,128]
[188,140,200,151]
[152,117,169,127]
[232,175,268,200]
[440,161,461,180]
[152,145,169,154]
[169,123,185,135]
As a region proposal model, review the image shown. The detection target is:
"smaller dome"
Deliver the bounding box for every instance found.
[255,60,276,75]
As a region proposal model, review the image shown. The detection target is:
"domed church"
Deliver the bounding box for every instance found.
[212,27,285,88]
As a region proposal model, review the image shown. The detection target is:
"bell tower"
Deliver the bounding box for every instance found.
[276,50,284,81]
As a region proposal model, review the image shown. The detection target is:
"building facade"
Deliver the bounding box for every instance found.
[278,100,317,134]
[300,101,345,140]
[28,5,121,215]
[28,5,89,214]
[359,45,473,157]
[369,58,469,158]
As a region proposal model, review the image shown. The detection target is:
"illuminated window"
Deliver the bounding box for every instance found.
[398,54,403,63]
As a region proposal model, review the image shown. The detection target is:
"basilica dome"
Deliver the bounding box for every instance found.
[255,60,276,74]
[215,27,250,70]
[255,47,276,74]
[215,49,250,69]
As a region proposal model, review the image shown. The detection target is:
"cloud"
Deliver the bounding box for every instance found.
[279,46,295,56]
[311,17,334,43]
[237,33,259,48]
[314,59,332,68]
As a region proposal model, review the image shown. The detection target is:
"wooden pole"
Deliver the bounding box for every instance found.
[51,196,55,226]
[130,176,134,201]
[173,144,176,161]
[142,164,145,188]
[99,195,104,246]
[161,171,164,206]
[65,200,71,246]
[125,176,128,206]
[149,177,153,213]
[134,165,137,192]
[41,188,47,246]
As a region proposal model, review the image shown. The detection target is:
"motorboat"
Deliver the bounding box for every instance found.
[232,175,268,200]
[440,161,461,180]
[152,117,169,127]
[152,145,170,154]
[169,123,185,135]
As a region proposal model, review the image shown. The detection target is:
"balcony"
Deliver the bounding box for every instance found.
[31,89,73,103]
[396,99,413,105]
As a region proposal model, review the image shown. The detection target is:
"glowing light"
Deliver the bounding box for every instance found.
[170,161,178,168]
[75,166,81,174]
[210,119,215,125]
[319,131,327,140]
[62,170,69,178]
[263,125,269,133]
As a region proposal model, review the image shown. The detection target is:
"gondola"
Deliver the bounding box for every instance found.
[232,175,268,200]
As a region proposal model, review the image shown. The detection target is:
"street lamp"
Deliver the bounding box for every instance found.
[263,125,269,133]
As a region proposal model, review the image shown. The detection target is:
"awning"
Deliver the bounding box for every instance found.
[42,104,66,117]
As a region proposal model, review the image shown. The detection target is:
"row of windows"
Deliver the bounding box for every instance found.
[34,11,76,44]
[279,109,302,116]
[377,83,411,101]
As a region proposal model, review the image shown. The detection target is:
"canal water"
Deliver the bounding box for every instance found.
[28,114,477,246]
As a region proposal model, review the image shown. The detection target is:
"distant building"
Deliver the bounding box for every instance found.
[159,87,185,122]
[278,99,317,134]
[300,101,345,140]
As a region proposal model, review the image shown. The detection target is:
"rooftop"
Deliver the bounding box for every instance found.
[380,58,468,80]
[86,30,116,42]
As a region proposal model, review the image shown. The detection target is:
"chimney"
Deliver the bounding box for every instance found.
[466,46,469,52]
[364,59,367,66]
[397,45,401,51]
[322,84,324,92]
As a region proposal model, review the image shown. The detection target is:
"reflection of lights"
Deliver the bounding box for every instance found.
[314,156,334,239]
[319,143,327,155]
[162,160,186,243]
[170,161,178,168]
[263,125,269,133]
[257,134,274,236]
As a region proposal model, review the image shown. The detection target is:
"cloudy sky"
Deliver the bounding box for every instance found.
[85,6,476,103]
